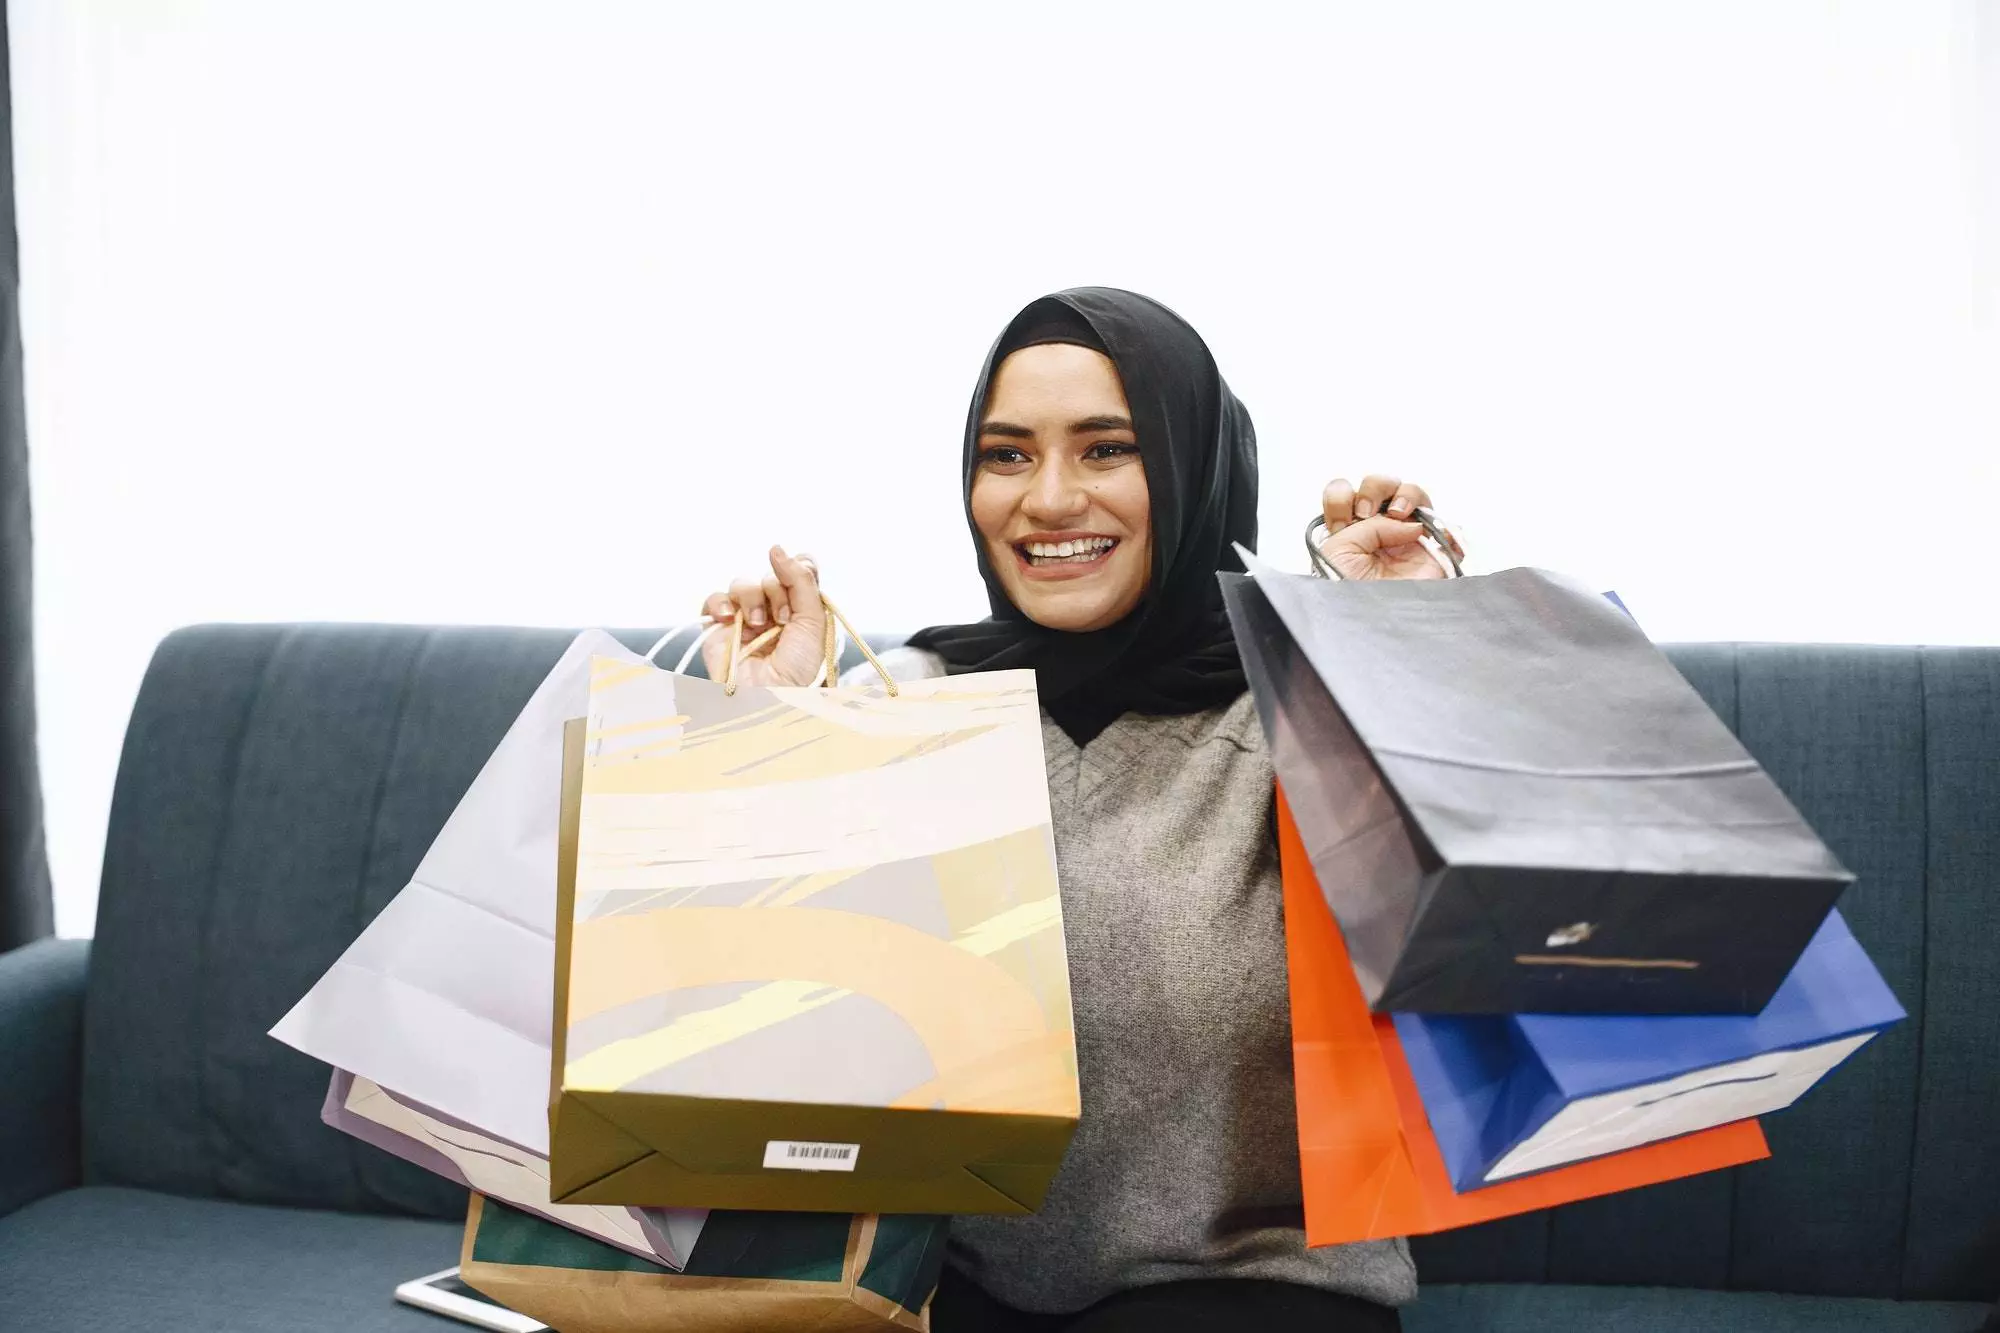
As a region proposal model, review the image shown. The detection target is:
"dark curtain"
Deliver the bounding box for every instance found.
[1,7,52,950]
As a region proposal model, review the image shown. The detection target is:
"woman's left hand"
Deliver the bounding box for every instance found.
[1317,475,1465,581]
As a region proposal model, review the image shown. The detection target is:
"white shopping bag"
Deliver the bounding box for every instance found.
[269,630,708,1261]
[324,1070,704,1266]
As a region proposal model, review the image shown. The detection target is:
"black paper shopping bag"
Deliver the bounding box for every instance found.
[1220,565,1851,1015]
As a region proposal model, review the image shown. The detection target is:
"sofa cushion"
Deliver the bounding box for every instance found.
[0,1186,463,1331]
[1405,1283,1991,1333]
[0,936,86,1215]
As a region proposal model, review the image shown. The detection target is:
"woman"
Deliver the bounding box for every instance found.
[700,288,1458,1333]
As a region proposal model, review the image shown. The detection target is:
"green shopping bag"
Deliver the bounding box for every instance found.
[459,1193,947,1332]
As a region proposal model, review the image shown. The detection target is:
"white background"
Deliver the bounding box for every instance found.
[13,1,1997,936]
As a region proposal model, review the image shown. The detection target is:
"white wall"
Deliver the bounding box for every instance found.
[12,1,1996,937]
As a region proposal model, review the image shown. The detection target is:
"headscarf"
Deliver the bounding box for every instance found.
[906,287,1259,746]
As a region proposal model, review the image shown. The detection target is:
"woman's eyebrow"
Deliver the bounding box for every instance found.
[1069,415,1134,433]
[978,415,1133,438]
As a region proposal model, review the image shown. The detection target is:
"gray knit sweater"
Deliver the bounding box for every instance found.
[852,648,1417,1314]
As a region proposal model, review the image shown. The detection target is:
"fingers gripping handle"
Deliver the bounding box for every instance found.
[722,616,785,694]
[645,594,900,696]
[639,618,778,679]
[1305,507,1464,580]
[728,591,896,696]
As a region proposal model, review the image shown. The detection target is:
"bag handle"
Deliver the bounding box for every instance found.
[814,592,900,697]
[1305,507,1464,580]
[723,593,899,696]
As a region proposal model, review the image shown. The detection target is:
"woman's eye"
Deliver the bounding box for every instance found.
[1085,442,1139,462]
[977,445,1030,468]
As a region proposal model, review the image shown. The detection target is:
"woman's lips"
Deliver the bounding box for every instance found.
[1011,541,1117,581]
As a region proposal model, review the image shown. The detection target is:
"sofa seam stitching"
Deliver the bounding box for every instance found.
[1724,640,1742,1292]
[1895,646,1932,1300]
[342,627,437,1212]
[193,627,287,1201]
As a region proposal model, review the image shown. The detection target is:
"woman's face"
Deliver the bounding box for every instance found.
[971,343,1152,633]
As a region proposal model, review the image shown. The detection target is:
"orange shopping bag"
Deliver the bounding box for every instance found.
[1277,787,1771,1247]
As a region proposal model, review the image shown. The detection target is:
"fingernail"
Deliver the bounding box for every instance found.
[1388,497,1411,517]
[776,606,791,625]
[748,608,768,628]
[1356,498,1376,518]
[717,599,734,617]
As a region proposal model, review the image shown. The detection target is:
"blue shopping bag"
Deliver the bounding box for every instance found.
[1396,909,1903,1192]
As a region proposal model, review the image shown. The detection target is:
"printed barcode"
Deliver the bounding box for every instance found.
[763,1139,862,1173]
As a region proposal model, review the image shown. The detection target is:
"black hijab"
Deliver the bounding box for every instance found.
[906,287,1259,746]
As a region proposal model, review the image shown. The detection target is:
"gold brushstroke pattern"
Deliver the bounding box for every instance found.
[953,898,1063,958]
[564,979,849,1092]
[589,880,713,919]
[583,715,998,794]
[564,895,1070,1111]
[589,661,663,690]
[564,661,1076,1126]
[760,867,869,910]
[586,715,691,743]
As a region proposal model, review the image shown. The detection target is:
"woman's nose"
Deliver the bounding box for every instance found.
[1022,460,1088,523]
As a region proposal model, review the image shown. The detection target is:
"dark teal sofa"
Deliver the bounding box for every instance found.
[1,626,1994,1330]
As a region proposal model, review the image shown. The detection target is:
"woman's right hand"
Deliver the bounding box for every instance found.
[697,546,830,688]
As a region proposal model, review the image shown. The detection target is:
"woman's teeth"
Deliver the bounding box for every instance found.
[1022,538,1116,565]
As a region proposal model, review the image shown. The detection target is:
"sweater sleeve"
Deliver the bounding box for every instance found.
[837,645,950,689]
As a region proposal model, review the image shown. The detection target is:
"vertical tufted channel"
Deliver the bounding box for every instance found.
[1721,645,1927,1297]
[1901,648,2000,1301]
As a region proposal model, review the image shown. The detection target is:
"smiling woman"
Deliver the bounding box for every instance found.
[696,288,1448,1333]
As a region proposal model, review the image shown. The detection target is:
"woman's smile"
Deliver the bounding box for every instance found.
[1012,532,1122,579]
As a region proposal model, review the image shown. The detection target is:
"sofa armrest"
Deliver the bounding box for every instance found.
[0,938,89,1216]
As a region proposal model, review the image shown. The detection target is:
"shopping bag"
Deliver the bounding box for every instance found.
[271,630,648,1152]
[1221,563,1852,1014]
[1275,788,1770,1246]
[323,1070,701,1266]
[460,1193,947,1333]
[268,630,708,1261]
[1395,907,1903,1192]
[547,649,1080,1216]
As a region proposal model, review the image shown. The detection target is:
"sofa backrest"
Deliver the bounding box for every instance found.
[80,629,1998,1300]
[1411,644,1999,1304]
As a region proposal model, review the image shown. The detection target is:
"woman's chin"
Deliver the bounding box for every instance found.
[1012,587,1140,634]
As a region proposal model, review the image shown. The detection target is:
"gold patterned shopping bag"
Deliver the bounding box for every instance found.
[546,644,1079,1215]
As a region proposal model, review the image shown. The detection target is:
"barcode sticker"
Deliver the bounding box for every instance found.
[763,1139,861,1172]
